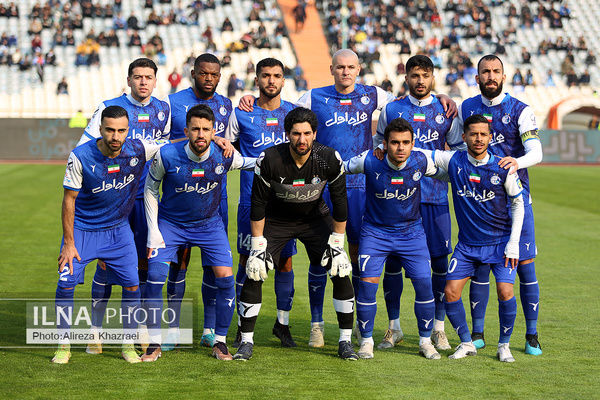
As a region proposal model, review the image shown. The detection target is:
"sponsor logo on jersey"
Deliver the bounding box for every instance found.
[502,113,511,124]
[158,111,165,121]
[130,129,165,140]
[360,95,370,105]
[276,189,321,201]
[413,171,422,181]
[292,179,305,187]
[375,187,417,200]
[266,118,278,126]
[138,114,150,123]
[340,99,352,105]
[192,169,205,177]
[175,181,219,194]
[413,113,426,122]
[92,174,135,193]
[435,113,445,124]
[325,111,368,127]
[108,164,120,173]
[490,131,505,146]
[483,113,493,122]
[490,174,501,185]
[415,128,440,144]
[130,157,139,167]
[215,121,225,135]
[469,173,481,183]
[252,132,287,147]
[456,186,495,202]
[391,177,403,184]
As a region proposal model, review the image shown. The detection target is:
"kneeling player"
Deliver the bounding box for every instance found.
[234,107,357,361]
[422,114,524,362]
[143,105,255,361]
[344,118,440,360]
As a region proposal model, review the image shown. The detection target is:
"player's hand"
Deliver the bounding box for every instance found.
[238,95,256,112]
[213,136,234,158]
[438,94,458,118]
[58,243,81,275]
[373,146,384,160]
[498,156,519,174]
[246,236,274,281]
[147,248,155,259]
[321,232,351,277]
[504,241,519,269]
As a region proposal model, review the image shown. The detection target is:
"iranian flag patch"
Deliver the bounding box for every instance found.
[266,118,278,126]
[138,114,150,123]
[469,173,481,183]
[391,177,403,184]
[340,99,352,105]
[108,164,120,173]
[292,179,305,187]
[483,113,492,122]
[192,169,204,177]
[413,113,426,122]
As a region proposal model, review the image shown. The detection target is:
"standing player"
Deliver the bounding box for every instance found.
[423,114,525,362]
[372,55,463,351]
[163,53,233,349]
[450,55,543,355]
[344,118,441,360]
[143,105,255,361]
[225,58,298,348]
[233,107,357,361]
[53,105,168,364]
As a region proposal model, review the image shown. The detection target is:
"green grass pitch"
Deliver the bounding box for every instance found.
[0,164,598,399]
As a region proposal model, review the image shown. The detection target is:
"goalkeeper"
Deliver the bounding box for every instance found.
[234,107,357,361]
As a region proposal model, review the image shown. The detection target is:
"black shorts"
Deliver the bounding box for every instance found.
[264,216,332,267]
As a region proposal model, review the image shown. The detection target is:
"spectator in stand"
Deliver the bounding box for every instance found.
[512,68,524,86]
[295,72,308,91]
[446,67,459,85]
[31,34,42,53]
[545,69,556,87]
[113,12,127,30]
[579,69,591,86]
[586,51,596,65]
[127,12,140,30]
[57,77,69,95]
[521,47,531,64]
[566,69,578,87]
[28,18,43,36]
[129,31,142,47]
[227,73,243,97]
[380,76,393,93]
[168,68,182,93]
[34,52,45,82]
[45,48,57,66]
[222,17,234,32]
[524,69,534,86]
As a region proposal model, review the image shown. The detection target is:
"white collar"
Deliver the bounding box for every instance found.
[481,92,507,107]
[408,94,433,107]
[386,154,407,170]
[185,142,211,162]
[126,93,151,107]
[467,152,490,166]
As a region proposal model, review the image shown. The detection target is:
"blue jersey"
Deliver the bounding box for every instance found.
[225,100,296,206]
[297,84,394,188]
[434,150,523,246]
[166,88,232,140]
[77,94,171,199]
[376,95,459,205]
[63,138,163,231]
[453,93,539,194]
[345,151,436,233]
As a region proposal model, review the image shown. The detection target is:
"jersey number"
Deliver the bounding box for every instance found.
[359,255,371,272]
[238,233,251,251]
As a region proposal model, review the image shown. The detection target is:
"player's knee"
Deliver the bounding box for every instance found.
[212,266,233,278]
[360,276,379,284]
[444,283,461,302]
[124,285,139,292]
[496,283,514,301]
[519,258,535,266]
[98,260,107,270]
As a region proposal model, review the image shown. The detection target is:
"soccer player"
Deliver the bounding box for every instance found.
[143,104,255,361]
[225,58,298,348]
[53,105,168,364]
[450,55,543,355]
[424,114,525,362]
[344,117,441,360]
[163,53,233,349]
[233,107,357,361]
[372,55,463,351]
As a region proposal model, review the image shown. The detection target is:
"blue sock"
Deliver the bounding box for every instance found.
[518,262,539,335]
[145,263,167,337]
[445,298,471,343]
[91,264,112,328]
[498,296,517,343]
[121,287,141,332]
[308,263,327,322]
[55,286,75,335]
[214,276,235,337]
[469,264,490,333]
[356,280,378,338]
[235,262,246,317]
[431,255,448,322]
[351,262,360,299]
[138,267,148,301]
[167,265,187,329]
[201,267,217,331]
[412,277,435,337]
[382,258,403,321]
[274,270,295,311]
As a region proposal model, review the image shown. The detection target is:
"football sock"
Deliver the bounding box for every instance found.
[308,263,327,323]
[498,296,517,344]
[277,310,289,325]
[518,262,539,335]
[91,263,112,328]
[121,286,141,345]
[470,264,491,333]
[214,276,235,337]
[445,298,471,343]
[239,279,263,334]
[331,275,355,330]
[413,277,435,338]
[356,280,378,338]
[145,264,167,344]
[167,265,187,329]
[351,262,360,298]
[201,266,216,331]
[431,255,448,323]
[274,270,294,312]
[55,286,74,345]
[235,262,246,305]
[383,257,403,321]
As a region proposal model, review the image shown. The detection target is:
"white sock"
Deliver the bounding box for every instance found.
[167,327,179,335]
[433,319,444,332]
[277,310,289,325]
[311,321,324,329]
[419,336,432,346]
[149,333,162,345]
[362,336,374,345]
[215,334,226,344]
[241,332,254,344]
[339,328,352,342]
[389,318,401,331]
[202,327,213,335]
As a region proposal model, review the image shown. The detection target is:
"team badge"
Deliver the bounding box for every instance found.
[435,113,445,124]
[215,165,225,175]
[158,111,165,121]
[151,158,158,168]
[502,114,511,124]
[130,157,139,167]
[219,105,227,116]
[361,95,370,105]
[311,176,321,184]
[413,170,422,181]
[490,174,501,185]
[67,159,73,170]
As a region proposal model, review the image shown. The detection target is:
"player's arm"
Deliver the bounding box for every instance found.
[224,109,241,152]
[144,151,167,256]
[162,95,172,136]
[141,138,171,161]
[342,150,368,175]
[372,104,388,160]
[294,90,312,109]
[504,174,525,268]
[75,102,105,147]
[446,103,465,149]
[414,147,453,181]
[238,95,256,112]
[498,107,543,173]
[375,86,397,110]
[435,93,458,118]
[58,152,83,274]
[230,149,256,171]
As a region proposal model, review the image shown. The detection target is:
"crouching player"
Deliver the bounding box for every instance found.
[422,114,524,362]
[344,117,440,360]
[143,105,255,361]
[54,105,169,364]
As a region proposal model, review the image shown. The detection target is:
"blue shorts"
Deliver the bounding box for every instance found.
[57,224,139,288]
[128,198,147,263]
[219,195,228,235]
[150,217,233,267]
[323,186,365,245]
[236,204,296,258]
[518,203,537,260]
[358,223,431,280]
[448,241,516,284]
[420,203,452,257]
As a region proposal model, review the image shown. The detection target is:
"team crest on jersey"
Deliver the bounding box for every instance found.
[361,95,370,105]
[435,113,445,124]
[502,114,511,124]
[158,111,165,121]
[311,176,321,184]
[219,105,227,116]
[490,174,501,185]
[215,165,225,175]
[130,157,139,167]
[413,170,422,181]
